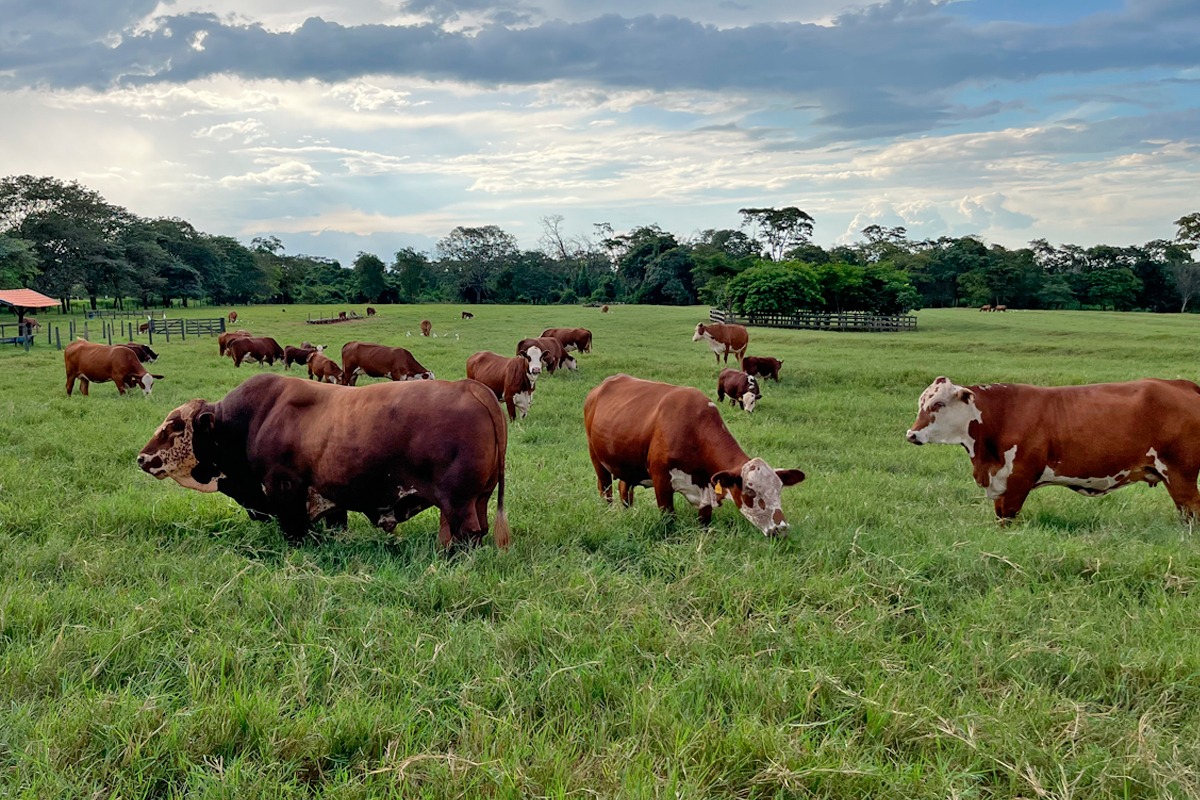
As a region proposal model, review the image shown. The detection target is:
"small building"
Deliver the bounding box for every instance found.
[0,288,58,346]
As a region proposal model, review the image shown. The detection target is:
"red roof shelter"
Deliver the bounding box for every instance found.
[0,289,57,345]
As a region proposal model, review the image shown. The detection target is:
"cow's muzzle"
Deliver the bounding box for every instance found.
[905,430,924,445]
[137,453,165,475]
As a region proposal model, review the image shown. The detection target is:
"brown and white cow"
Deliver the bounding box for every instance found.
[340,341,434,385]
[137,374,510,548]
[906,376,1200,520]
[693,322,749,364]
[601,305,609,313]
[420,319,432,337]
[218,329,252,357]
[462,311,475,319]
[65,340,164,396]
[741,355,783,383]
[228,311,238,323]
[517,337,574,375]
[120,342,159,363]
[980,305,993,312]
[367,307,376,317]
[584,374,805,535]
[466,351,537,420]
[540,327,593,353]
[307,352,344,384]
[283,344,325,370]
[23,316,40,332]
[717,368,761,413]
[228,336,285,367]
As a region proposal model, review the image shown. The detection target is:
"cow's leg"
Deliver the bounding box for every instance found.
[473,494,491,545]
[320,508,349,530]
[1164,465,1200,519]
[80,377,90,396]
[66,371,77,396]
[589,450,614,503]
[698,503,714,526]
[115,380,126,396]
[651,471,676,516]
[618,480,635,507]
[992,476,1034,522]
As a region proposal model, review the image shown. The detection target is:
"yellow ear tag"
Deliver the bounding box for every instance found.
[713,483,725,497]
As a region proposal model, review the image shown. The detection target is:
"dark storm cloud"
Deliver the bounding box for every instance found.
[1,0,1198,140]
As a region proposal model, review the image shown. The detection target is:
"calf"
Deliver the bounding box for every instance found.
[906,376,1200,521]
[741,355,783,383]
[228,311,238,323]
[420,319,432,337]
[693,322,749,364]
[717,368,761,412]
[462,311,475,319]
[466,351,537,420]
[307,352,344,384]
[601,305,609,313]
[284,344,325,370]
[584,374,804,535]
[120,342,160,363]
[65,340,164,396]
[517,337,575,374]
[367,307,376,317]
[228,336,285,367]
[341,341,434,385]
[541,327,593,353]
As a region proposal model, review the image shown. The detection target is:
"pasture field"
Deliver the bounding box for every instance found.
[2,304,1200,799]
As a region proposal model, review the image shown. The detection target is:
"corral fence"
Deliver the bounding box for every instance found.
[709,308,918,332]
[23,316,229,350]
[85,310,167,320]
[306,311,365,325]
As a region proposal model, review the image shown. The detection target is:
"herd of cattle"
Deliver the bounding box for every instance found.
[56,311,1200,548]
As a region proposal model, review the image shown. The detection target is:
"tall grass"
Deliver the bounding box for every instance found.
[1,305,1199,798]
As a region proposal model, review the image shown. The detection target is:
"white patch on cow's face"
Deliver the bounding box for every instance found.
[526,346,544,379]
[1148,447,1169,484]
[692,324,706,342]
[670,468,716,509]
[1036,467,1130,495]
[315,345,326,352]
[138,401,222,493]
[563,355,578,371]
[307,487,337,520]
[985,445,1019,499]
[513,390,532,418]
[140,373,156,395]
[734,458,789,536]
[906,377,983,456]
[740,392,757,413]
[694,326,724,356]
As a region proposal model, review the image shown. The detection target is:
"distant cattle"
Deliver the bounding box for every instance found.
[601,305,609,313]
[284,344,325,370]
[717,368,761,412]
[367,307,376,317]
[584,374,804,535]
[741,355,783,383]
[218,329,252,357]
[341,341,434,385]
[228,311,238,323]
[462,311,474,319]
[138,374,510,548]
[693,322,749,364]
[23,316,40,332]
[906,376,1200,521]
[339,311,347,320]
[540,327,592,353]
[138,322,150,334]
[307,352,344,384]
[517,337,575,374]
[64,340,164,397]
[467,351,537,420]
[227,336,284,367]
[120,342,159,364]
[994,304,1008,312]
[980,305,992,312]
[420,319,432,337]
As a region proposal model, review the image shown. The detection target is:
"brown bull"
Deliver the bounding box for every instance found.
[341,341,434,385]
[65,340,164,396]
[466,351,537,420]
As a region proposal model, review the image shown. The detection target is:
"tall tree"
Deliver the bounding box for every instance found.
[353,251,387,302]
[0,233,38,288]
[436,225,519,304]
[738,207,815,261]
[391,247,434,301]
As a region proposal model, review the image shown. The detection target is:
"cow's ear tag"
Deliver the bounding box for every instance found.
[713,483,725,497]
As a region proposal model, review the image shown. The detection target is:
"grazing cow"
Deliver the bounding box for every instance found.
[462,311,474,320]
[367,307,376,317]
[307,352,344,384]
[23,316,40,332]
[137,374,510,548]
[517,337,575,374]
[980,305,993,312]
[228,311,238,323]
[138,322,150,334]
[540,327,593,353]
[341,341,434,385]
[227,336,285,367]
[741,355,783,383]
[994,304,1008,312]
[420,319,432,337]
[717,368,761,413]
[64,340,164,397]
[693,322,749,364]
[906,376,1200,521]
[584,375,805,535]
[218,329,252,357]
[466,351,537,420]
[120,342,159,363]
[601,305,609,313]
[284,344,325,370]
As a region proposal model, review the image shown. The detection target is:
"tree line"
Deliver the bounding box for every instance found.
[1,174,1197,315]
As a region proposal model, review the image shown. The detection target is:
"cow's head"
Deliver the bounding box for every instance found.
[711,458,805,536]
[142,346,160,363]
[561,353,578,371]
[126,372,164,396]
[523,346,544,380]
[138,399,222,492]
[906,376,982,454]
[741,375,760,412]
[692,323,709,342]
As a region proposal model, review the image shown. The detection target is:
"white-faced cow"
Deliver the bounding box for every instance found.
[138,374,510,548]
[584,374,805,536]
[307,352,344,384]
[906,376,1200,520]
[340,341,434,385]
[517,337,575,374]
[120,342,159,364]
[540,327,593,353]
[717,368,761,413]
[741,355,783,383]
[65,340,164,396]
[466,351,537,420]
[693,322,749,365]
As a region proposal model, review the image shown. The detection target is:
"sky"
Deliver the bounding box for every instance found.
[1,0,1198,266]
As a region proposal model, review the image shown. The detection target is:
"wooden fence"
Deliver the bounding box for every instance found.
[144,318,226,338]
[85,309,167,320]
[709,308,918,332]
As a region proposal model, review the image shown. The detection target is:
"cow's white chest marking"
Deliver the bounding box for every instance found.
[670,469,715,508]
[986,445,1019,499]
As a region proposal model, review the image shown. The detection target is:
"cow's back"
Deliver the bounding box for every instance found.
[585,375,716,465]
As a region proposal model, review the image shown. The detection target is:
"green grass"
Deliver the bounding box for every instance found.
[2,304,1200,798]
